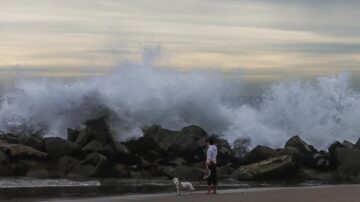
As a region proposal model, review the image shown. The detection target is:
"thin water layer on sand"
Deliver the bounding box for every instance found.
[0,177,335,201]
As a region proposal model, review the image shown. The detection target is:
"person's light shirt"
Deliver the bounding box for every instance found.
[207,145,217,164]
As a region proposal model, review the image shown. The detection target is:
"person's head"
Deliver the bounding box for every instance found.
[206,137,215,146]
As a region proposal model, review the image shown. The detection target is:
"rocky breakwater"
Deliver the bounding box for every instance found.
[1,117,360,183]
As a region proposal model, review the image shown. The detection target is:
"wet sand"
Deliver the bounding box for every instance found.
[43,184,360,202]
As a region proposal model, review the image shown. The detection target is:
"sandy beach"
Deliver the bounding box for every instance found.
[43,184,360,202]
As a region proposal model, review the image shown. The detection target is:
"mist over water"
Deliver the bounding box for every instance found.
[0,51,359,149]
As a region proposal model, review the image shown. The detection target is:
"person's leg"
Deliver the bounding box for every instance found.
[211,164,217,194]
[206,175,212,194]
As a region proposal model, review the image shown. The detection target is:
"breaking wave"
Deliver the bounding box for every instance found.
[0,51,359,149]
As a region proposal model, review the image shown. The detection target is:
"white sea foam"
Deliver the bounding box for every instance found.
[0,49,359,149]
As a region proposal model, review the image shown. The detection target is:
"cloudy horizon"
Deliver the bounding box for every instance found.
[1,0,360,92]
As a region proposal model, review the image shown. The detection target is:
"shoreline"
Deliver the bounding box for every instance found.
[42,184,360,202]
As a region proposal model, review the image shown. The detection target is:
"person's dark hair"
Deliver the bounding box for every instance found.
[206,137,215,145]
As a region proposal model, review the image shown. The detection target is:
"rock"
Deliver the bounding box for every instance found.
[15,159,48,175]
[56,156,79,173]
[335,148,360,180]
[0,151,9,163]
[312,151,333,171]
[343,140,356,149]
[124,137,161,156]
[26,169,59,178]
[213,135,236,166]
[67,128,79,142]
[85,117,115,145]
[22,135,44,151]
[285,136,317,168]
[70,152,114,177]
[82,140,104,153]
[143,125,208,163]
[297,167,335,181]
[169,158,186,166]
[241,145,277,165]
[114,164,131,177]
[217,164,235,179]
[356,138,360,148]
[130,170,152,178]
[75,130,92,147]
[44,137,80,159]
[232,155,295,180]
[0,143,47,159]
[0,163,15,176]
[0,133,20,144]
[167,165,204,180]
[103,143,133,164]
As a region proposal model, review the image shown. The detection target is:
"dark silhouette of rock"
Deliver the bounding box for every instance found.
[241,145,277,165]
[22,135,44,151]
[335,147,360,180]
[82,140,104,153]
[285,136,317,168]
[69,152,113,177]
[0,143,47,159]
[232,155,296,180]
[44,137,80,159]
[297,167,335,181]
[67,128,79,143]
[57,156,79,173]
[167,165,204,180]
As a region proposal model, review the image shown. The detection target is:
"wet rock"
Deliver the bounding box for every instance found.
[57,156,79,173]
[242,145,277,165]
[0,151,9,163]
[335,148,360,180]
[124,137,161,156]
[69,152,114,177]
[75,130,92,147]
[312,151,333,171]
[22,135,44,151]
[167,165,204,180]
[67,128,79,143]
[44,137,80,159]
[0,143,47,159]
[82,140,104,153]
[297,167,335,181]
[0,163,15,176]
[232,155,296,180]
[114,164,131,177]
[85,117,115,145]
[15,159,48,175]
[103,143,133,164]
[217,164,235,179]
[26,169,59,178]
[169,158,186,166]
[0,133,20,144]
[129,170,152,178]
[285,136,317,168]
[143,125,207,162]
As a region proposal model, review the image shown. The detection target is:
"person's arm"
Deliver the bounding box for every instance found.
[205,148,211,171]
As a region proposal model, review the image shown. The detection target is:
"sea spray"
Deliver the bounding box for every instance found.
[0,60,359,149]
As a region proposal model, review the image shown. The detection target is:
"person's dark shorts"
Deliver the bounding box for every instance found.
[207,163,217,186]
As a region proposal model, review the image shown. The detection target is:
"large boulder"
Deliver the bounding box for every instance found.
[217,164,235,179]
[0,151,9,163]
[84,117,115,145]
[44,137,80,159]
[69,152,114,177]
[0,143,47,159]
[0,133,20,144]
[15,159,49,176]
[143,125,208,162]
[22,135,44,151]
[297,167,335,181]
[241,145,277,165]
[56,156,79,173]
[67,128,79,143]
[103,142,133,164]
[285,136,317,168]
[335,148,360,180]
[166,165,204,180]
[232,155,296,180]
[82,140,104,153]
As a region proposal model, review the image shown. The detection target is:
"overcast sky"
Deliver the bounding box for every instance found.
[1,0,360,84]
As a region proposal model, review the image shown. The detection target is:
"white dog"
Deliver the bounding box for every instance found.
[172,178,195,195]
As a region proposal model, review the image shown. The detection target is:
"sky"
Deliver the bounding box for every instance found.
[1,0,360,88]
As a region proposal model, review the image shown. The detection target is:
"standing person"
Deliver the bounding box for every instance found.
[205,137,217,194]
